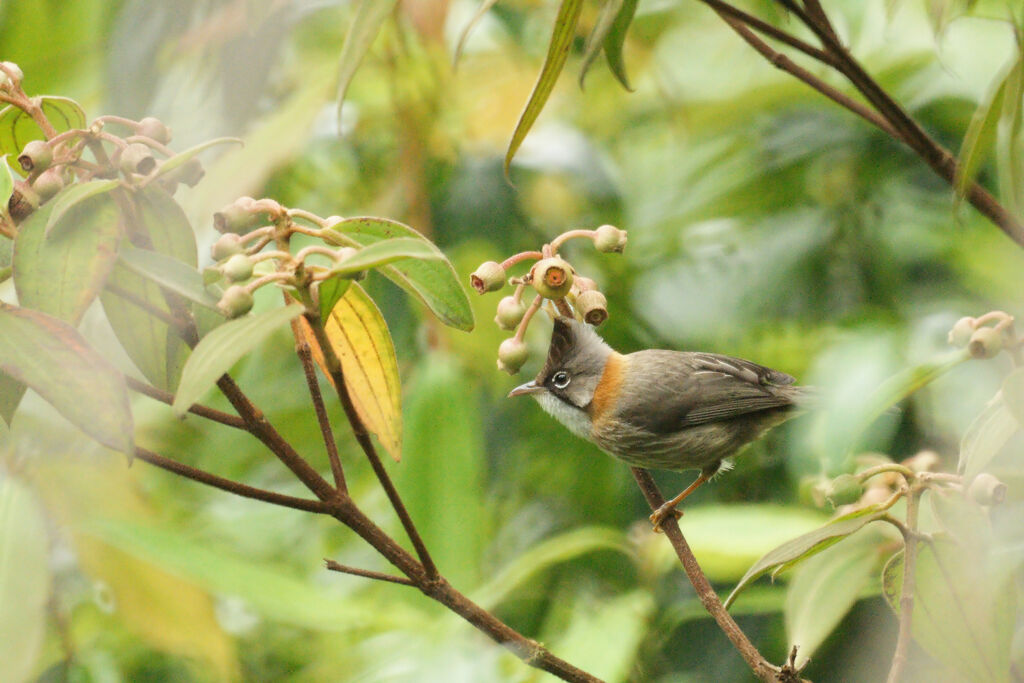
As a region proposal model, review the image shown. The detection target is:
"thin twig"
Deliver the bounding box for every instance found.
[324,560,415,586]
[134,447,331,514]
[699,0,838,66]
[887,486,921,683]
[295,338,347,492]
[103,281,184,331]
[125,376,246,429]
[631,467,805,683]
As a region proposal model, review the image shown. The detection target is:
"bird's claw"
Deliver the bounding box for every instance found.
[649,505,684,533]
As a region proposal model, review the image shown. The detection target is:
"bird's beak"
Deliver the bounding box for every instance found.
[508,380,544,398]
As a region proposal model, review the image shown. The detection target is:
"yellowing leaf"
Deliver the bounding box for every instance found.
[300,283,402,461]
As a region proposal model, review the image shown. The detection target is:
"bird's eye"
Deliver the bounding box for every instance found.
[551,371,571,389]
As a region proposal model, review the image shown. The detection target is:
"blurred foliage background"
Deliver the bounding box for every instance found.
[2,0,1023,681]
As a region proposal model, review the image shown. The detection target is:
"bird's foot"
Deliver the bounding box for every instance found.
[649,503,684,533]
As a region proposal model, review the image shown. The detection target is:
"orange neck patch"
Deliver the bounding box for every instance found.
[589,352,624,424]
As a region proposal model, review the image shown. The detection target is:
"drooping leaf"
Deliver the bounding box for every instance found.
[504,0,585,175]
[334,0,399,124]
[0,477,50,683]
[785,532,881,665]
[299,283,402,462]
[0,304,133,454]
[453,0,501,66]
[43,178,119,237]
[958,392,1020,479]
[0,373,26,425]
[117,244,221,311]
[579,0,624,88]
[882,537,1015,683]
[603,0,638,91]
[330,237,441,278]
[996,46,1024,217]
[151,136,243,180]
[725,502,893,608]
[326,217,473,330]
[172,303,304,417]
[0,96,86,165]
[101,186,197,391]
[955,56,1014,207]
[13,192,121,325]
[0,155,13,207]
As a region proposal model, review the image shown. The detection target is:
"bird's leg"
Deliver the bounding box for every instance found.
[649,467,715,533]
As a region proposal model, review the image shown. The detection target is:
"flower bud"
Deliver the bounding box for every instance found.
[217,285,254,318]
[968,326,1002,359]
[968,473,1007,506]
[576,290,608,326]
[31,167,64,201]
[211,233,245,261]
[221,254,254,282]
[494,296,526,330]
[574,275,598,292]
[470,261,506,294]
[137,117,172,144]
[593,224,627,253]
[530,257,574,299]
[947,317,975,348]
[18,139,52,173]
[497,337,529,374]
[214,197,261,234]
[119,142,157,176]
[826,473,864,506]
[0,62,23,89]
[8,181,39,222]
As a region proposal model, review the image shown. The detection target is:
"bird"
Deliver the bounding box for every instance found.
[509,317,809,531]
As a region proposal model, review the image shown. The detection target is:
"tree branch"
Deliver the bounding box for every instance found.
[125,376,246,429]
[887,486,921,683]
[325,560,414,586]
[294,337,348,492]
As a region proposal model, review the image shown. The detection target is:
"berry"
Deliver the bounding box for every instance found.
[593,224,627,253]
[18,140,52,172]
[214,197,261,234]
[497,337,529,374]
[470,261,506,294]
[211,233,245,261]
[222,254,254,282]
[530,257,574,299]
[968,326,1002,359]
[217,285,254,318]
[947,317,975,348]
[826,473,864,506]
[138,117,172,144]
[119,143,156,176]
[576,290,608,326]
[31,167,64,201]
[968,473,1007,506]
[494,296,527,330]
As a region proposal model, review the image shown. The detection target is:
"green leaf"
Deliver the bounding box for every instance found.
[394,355,486,588]
[117,245,221,311]
[725,502,893,609]
[955,56,1014,207]
[958,393,1020,479]
[0,477,50,683]
[13,192,121,325]
[504,0,585,175]
[43,178,119,237]
[603,0,638,91]
[996,47,1024,217]
[999,366,1024,425]
[0,304,133,454]
[334,0,398,124]
[0,155,13,208]
[882,537,1015,683]
[151,136,243,180]
[326,217,474,330]
[453,0,501,67]
[316,276,350,322]
[784,532,881,665]
[0,373,26,425]
[472,527,629,609]
[100,186,197,391]
[172,303,304,417]
[330,237,441,278]
[579,0,624,88]
[0,97,86,164]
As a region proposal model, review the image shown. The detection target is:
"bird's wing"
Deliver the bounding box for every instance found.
[616,350,798,433]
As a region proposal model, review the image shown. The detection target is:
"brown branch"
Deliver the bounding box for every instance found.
[630,468,806,683]
[700,0,837,66]
[887,486,921,683]
[295,338,348,492]
[134,446,330,513]
[300,308,440,580]
[325,560,415,586]
[125,376,246,429]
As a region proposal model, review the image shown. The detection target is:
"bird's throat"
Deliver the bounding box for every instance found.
[534,392,594,441]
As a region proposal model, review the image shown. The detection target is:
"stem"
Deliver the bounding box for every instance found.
[630,468,804,682]
[294,337,348,492]
[134,447,330,514]
[324,560,414,586]
[887,486,922,683]
[126,376,246,429]
[501,250,544,271]
[549,229,596,252]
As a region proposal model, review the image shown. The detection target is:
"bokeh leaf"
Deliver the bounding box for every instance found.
[0,304,133,454]
[0,155,13,207]
[151,136,243,180]
[955,55,1013,206]
[0,477,50,683]
[504,0,584,175]
[603,0,638,91]
[101,186,197,391]
[13,192,121,325]
[453,0,501,66]
[330,237,441,278]
[958,392,1020,479]
[725,502,892,608]
[172,303,304,417]
[327,217,473,330]
[0,96,86,164]
[0,373,26,426]
[117,244,221,311]
[43,178,119,237]
[334,0,398,123]
[999,366,1024,425]
[579,0,624,88]
[299,283,402,462]
[785,532,881,665]
[882,536,1015,683]
[996,45,1024,216]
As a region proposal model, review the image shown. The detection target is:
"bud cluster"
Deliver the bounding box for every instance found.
[470,224,627,374]
[947,312,1019,360]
